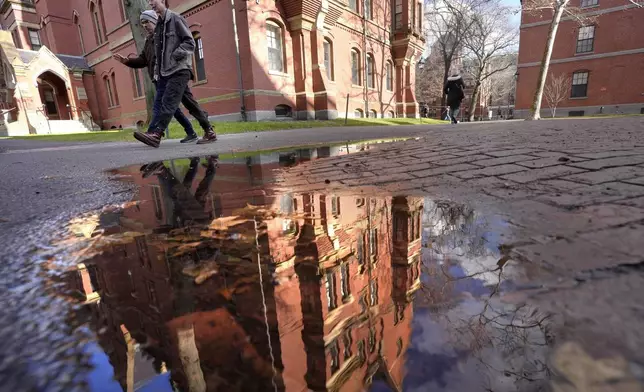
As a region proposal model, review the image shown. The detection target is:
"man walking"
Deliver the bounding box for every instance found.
[114,10,199,143]
[133,0,217,147]
[443,73,465,124]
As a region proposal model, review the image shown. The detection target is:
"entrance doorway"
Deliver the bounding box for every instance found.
[36,71,71,120]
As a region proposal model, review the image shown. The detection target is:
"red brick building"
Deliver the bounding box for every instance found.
[0,0,424,136]
[515,0,644,118]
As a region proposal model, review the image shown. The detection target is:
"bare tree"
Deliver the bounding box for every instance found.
[416,56,446,115]
[425,0,481,109]
[522,0,642,120]
[462,1,518,121]
[543,72,570,117]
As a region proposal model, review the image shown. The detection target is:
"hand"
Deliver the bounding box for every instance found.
[112,53,127,64]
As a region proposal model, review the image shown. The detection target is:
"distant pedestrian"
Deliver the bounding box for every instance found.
[443,73,465,124]
[132,1,217,148]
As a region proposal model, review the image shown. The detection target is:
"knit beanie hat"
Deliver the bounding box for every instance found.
[140,10,158,24]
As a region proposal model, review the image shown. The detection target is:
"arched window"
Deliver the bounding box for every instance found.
[266,21,284,72]
[111,73,119,106]
[386,61,393,91]
[386,111,395,118]
[104,72,119,107]
[351,48,361,85]
[349,0,358,12]
[366,54,375,89]
[369,109,377,118]
[354,108,364,118]
[132,69,144,98]
[90,1,106,46]
[104,76,114,107]
[323,38,334,81]
[72,13,85,54]
[192,32,206,82]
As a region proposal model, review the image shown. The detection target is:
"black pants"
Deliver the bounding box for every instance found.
[449,103,461,124]
[154,70,210,133]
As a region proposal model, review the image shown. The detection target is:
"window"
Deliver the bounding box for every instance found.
[365,0,372,19]
[91,2,106,45]
[571,71,589,98]
[369,228,378,257]
[104,76,115,107]
[369,109,377,118]
[349,0,358,12]
[351,49,360,85]
[132,69,144,98]
[386,61,393,91]
[580,0,598,7]
[576,25,595,53]
[411,0,416,31]
[146,281,158,307]
[340,263,350,301]
[394,0,403,29]
[74,14,85,54]
[329,340,340,374]
[354,108,364,118]
[275,104,292,117]
[387,111,395,118]
[28,29,41,51]
[366,54,375,88]
[323,39,333,81]
[111,73,119,106]
[325,271,337,311]
[342,330,352,359]
[193,32,206,82]
[266,22,284,72]
[11,29,21,49]
[119,0,127,22]
[331,196,340,216]
[417,2,423,31]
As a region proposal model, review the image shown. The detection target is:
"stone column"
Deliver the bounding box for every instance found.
[395,60,407,118]
[404,62,418,118]
[289,17,316,120]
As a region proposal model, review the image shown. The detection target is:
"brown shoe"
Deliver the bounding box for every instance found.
[196,128,217,144]
[133,131,162,148]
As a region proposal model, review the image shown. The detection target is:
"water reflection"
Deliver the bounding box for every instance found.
[57,147,552,392]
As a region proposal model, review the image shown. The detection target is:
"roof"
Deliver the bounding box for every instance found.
[17,49,37,64]
[55,54,92,71]
[16,49,92,71]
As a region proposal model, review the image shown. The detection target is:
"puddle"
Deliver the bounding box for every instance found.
[44,144,553,392]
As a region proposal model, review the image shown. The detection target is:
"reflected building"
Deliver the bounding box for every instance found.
[64,149,422,391]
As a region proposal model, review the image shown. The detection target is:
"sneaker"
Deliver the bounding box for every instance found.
[196,128,217,145]
[180,133,198,143]
[133,130,162,148]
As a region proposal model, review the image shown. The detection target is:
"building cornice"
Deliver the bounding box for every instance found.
[518,47,644,68]
[520,3,643,28]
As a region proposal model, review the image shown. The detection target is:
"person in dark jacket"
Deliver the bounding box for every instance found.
[132,0,217,148]
[443,73,465,124]
[113,10,208,143]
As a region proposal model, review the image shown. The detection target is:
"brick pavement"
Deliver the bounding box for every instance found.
[275,116,644,389]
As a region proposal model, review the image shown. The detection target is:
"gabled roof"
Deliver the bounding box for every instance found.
[55,53,92,71]
[17,49,92,71]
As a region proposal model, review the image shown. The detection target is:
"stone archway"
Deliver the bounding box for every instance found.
[36,71,71,120]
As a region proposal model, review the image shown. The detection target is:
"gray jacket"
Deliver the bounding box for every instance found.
[153,9,195,79]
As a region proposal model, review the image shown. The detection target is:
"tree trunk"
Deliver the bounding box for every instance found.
[528,1,568,121]
[440,60,451,116]
[469,79,482,122]
[551,107,556,117]
[125,0,155,126]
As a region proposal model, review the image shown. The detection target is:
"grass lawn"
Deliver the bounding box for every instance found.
[4,118,445,143]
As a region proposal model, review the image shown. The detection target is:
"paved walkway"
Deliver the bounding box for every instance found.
[277,115,644,391]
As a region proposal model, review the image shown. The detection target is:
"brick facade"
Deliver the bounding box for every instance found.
[0,0,424,133]
[515,0,644,118]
